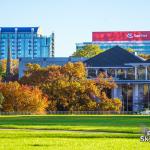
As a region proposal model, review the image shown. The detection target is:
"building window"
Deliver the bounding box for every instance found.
[25,34,31,38]
[97,68,105,75]
[17,34,21,38]
[107,68,115,78]
[9,34,15,39]
[117,69,125,80]
[126,68,135,80]
[147,66,150,80]
[87,68,97,78]
[137,65,145,80]
[1,34,8,38]
[143,84,150,109]
[28,49,32,55]
[122,85,133,112]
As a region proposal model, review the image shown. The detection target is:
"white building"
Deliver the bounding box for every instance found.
[85,46,150,112]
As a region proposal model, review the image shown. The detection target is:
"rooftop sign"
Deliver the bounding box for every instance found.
[92,31,150,41]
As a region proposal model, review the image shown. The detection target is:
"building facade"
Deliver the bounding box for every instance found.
[0,27,54,59]
[18,46,150,112]
[84,46,150,112]
[76,31,150,54]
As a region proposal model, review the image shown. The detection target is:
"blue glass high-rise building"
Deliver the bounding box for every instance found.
[0,27,54,59]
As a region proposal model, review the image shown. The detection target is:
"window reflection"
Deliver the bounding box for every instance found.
[117,69,125,80]
[147,66,150,80]
[126,68,135,80]
[138,84,150,110]
[88,68,96,78]
[107,68,115,77]
[98,68,105,75]
[87,66,149,81]
[122,85,133,111]
[137,65,145,80]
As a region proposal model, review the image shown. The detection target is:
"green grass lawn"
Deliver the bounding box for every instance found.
[0,130,149,150]
[0,115,150,149]
[0,115,150,133]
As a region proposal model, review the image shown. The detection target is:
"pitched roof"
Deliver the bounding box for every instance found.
[84,46,144,67]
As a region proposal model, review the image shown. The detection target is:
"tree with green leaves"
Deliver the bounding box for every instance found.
[127,48,135,53]
[127,48,150,60]
[72,45,104,58]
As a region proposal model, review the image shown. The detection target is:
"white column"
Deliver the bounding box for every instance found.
[105,69,108,77]
[125,69,127,79]
[133,84,139,112]
[112,88,118,98]
[86,69,89,77]
[135,66,137,80]
[118,86,122,100]
[95,69,98,77]
[145,66,148,80]
[115,69,117,79]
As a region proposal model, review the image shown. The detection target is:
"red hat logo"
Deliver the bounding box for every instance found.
[127,33,133,38]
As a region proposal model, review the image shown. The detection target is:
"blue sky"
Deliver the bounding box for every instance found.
[0,0,150,56]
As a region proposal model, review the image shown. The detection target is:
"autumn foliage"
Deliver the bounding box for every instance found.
[0,59,19,81]
[0,82,48,113]
[20,62,122,112]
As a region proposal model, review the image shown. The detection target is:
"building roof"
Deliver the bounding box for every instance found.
[84,46,144,67]
[0,27,39,33]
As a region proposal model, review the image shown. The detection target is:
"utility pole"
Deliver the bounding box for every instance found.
[5,37,11,82]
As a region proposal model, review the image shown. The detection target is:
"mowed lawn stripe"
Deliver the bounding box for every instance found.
[0,115,149,134]
[0,130,148,150]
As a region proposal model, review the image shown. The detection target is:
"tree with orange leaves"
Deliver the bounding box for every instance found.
[0,82,48,114]
[0,59,19,81]
[20,62,122,112]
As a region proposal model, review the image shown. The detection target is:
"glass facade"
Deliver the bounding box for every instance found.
[137,65,145,80]
[87,65,150,112]
[122,85,133,111]
[76,42,150,54]
[147,66,150,80]
[126,68,135,80]
[117,69,125,80]
[0,27,54,59]
[87,65,150,81]
[107,68,115,77]
[87,68,97,78]
[143,84,150,109]
[137,84,150,110]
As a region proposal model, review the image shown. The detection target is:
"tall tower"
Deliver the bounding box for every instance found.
[6,37,11,82]
[51,32,55,57]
